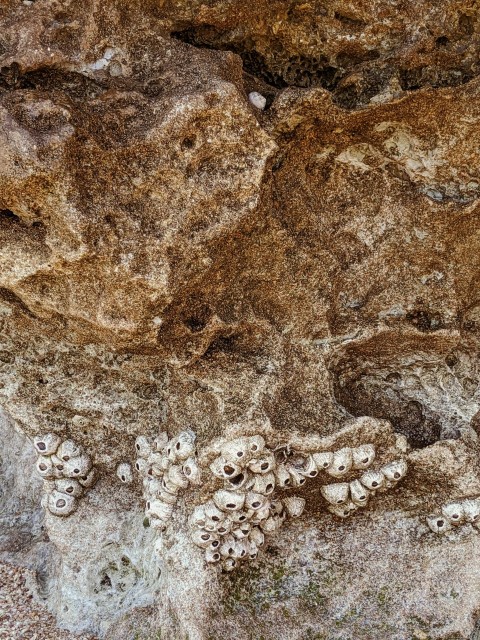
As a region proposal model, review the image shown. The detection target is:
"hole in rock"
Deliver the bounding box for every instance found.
[406,309,443,332]
[99,574,112,589]
[181,136,196,150]
[0,209,20,222]
[330,333,477,448]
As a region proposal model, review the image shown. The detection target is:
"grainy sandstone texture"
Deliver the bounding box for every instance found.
[1,1,480,639]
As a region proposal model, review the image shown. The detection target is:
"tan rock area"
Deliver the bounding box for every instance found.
[1,1,480,639]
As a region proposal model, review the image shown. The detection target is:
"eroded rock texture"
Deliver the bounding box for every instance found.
[1,1,480,638]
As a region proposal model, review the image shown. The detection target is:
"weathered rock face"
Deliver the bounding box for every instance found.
[1,1,480,639]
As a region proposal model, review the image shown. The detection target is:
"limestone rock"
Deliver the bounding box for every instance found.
[1,1,480,639]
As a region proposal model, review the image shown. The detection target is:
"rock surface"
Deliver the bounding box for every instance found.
[1,1,480,639]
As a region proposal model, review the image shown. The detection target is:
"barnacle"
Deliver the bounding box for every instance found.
[283,496,306,518]
[326,448,353,478]
[213,489,246,512]
[352,444,375,470]
[116,462,133,484]
[33,435,94,517]
[33,433,61,456]
[321,482,350,506]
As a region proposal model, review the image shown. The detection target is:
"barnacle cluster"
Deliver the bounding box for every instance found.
[134,430,201,532]
[318,448,408,518]
[33,433,95,516]
[427,497,480,534]
[189,435,306,572]
[189,437,408,570]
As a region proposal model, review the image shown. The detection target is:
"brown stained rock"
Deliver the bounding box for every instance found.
[1,2,480,640]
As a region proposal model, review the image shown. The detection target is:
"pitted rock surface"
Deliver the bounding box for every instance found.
[1,2,480,639]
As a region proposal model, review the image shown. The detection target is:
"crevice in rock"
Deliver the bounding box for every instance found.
[171,26,480,108]
[329,334,478,448]
[0,65,107,101]
[0,287,37,319]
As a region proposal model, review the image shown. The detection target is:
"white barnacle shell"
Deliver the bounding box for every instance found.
[286,464,307,488]
[252,471,276,496]
[249,435,266,455]
[349,479,369,506]
[248,91,267,110]
[146,499,174,521]
[248,452,276,475]
[63,454,92,479]
[249,526,265,547]
[219,534,237,557]
[360,470,385,491]
[221,438,251,464]
[270,500,284,516]
[321,482,350,506]
[161,475,180,495]
[158,489,178,505]
[441,502,465,525]
[245,492,267,511]
[167,465,189,490]
[204,518,217,533]
[135,436,153,458]
[233,523,251,539]
[204,501,225,523]
[78,468,96,488]
[275,464,293,489]
[249,503,271,525]
[223,557,237,572]
[191,529,217,549]
[209,538,222,551]
[296,454,318,478]
[148,452,165,473]
[135,458,148,474]
[381,459,408,483]
[463,498,480,523]
[154,432,169,452]
[210,456,242,480]
[51,454,66,475]
[117,463,133,484]
[182,457,202,486]
[352,444,375,470]
[157,454,170,472]
[36,456,56,479]
[219,534,236,558]
[427,514,452,534]
[33,433,61,456]
[54,478,83,497]
[171,431,196,461]
[225,470,250,490]
[231,539,249,560]
[260,515,282,534]
[213,489,245,512]
[189,505,207,529]
[47,490,77,517]
[247,540,259,560]
[150,517,168,532]
[283,496,306,518]
[328,501,357,519]
[326,448,353,478]
[394,433,410,454]
[231,509,250,524]
[205,547,222,563]
[71,415,91,428]
[216,518,233,536]
[143,476,163,497]
[312,451,333,471]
